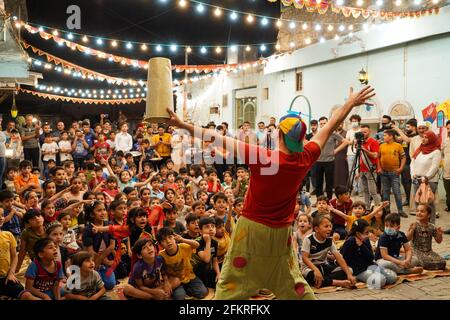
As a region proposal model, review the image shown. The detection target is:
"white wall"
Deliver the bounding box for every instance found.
[178,33,450,129]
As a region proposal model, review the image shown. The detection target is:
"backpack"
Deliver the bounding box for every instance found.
[415,182,435,204]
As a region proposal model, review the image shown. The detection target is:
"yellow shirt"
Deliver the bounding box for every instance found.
[214,232,231,264]
[151,133,172,157]
[346,215,373,232]
[379,142,405,172]
[159,243,196,284]
[0,231,17,277]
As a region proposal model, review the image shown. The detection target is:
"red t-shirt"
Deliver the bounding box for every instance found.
[238,140,321,228]
[360,137,379,172]
[207,180,222,193]
[329,198,353,227]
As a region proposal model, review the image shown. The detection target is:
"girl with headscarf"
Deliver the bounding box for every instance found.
[411,131,441,223]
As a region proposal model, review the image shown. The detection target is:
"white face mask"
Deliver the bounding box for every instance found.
[351,122,360,128]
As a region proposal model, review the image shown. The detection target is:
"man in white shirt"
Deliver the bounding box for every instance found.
[256,122,267,145]
[114,123,133,153]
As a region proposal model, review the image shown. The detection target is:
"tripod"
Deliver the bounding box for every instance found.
[347,141,377,194]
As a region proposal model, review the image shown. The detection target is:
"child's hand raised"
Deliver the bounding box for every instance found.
[92,225,99,234]
[202,233,211,243]
[173,234,182,242]
[436,227,444,235]
[379,201,389,209]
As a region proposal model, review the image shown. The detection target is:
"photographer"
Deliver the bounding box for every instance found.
[357,125,381,209]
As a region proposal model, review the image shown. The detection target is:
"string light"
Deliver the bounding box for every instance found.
[334,34,340,40]
[289,21,296,29]
[186,46,192,53]
[304,38,311,45]
[414,0,422,4]
[395,0,402,6]
[178,0,187,8]
[314,24,322,31]
[230,45,238,52]
[52,30,59,36]
[96,38,103,45]
[348,25,354,31]
[67,33,74,40]
[141,44,148,51]
[261,17,269,26]
[339,25,345,32]
[246,14,255,23]
[432,0,439,3]
[230,11,238,21]
[275,43,281,51]
[200,46,207,54]
[376,0,384,6]
[260,44,267,51]
[319,37,325,43]
[289,41,295,48]
[327,25,334,32]
[215,46,222,54]
[156,45,163,52]
[356,0,364,6]
[336,0,345,5]
[214,7,222,17]
[170,44,178,52]
[302,23,308,30]
[82,36,89,43]
[196,3,205,13]
[126,42,133,49]
[276,19,282,28]
[111,40,118,47]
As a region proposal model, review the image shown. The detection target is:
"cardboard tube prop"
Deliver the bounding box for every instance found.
[144,57,174,123]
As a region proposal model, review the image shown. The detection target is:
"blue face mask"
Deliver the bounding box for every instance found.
[384,228,398,237]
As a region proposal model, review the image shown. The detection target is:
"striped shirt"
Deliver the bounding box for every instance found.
[301,233,337,267]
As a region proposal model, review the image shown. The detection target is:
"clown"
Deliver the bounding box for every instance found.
[166,86,375,300]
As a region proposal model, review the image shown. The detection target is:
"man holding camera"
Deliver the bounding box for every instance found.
[357,125,381,209]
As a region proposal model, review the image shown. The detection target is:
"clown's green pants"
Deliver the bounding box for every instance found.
[215,216,316,300]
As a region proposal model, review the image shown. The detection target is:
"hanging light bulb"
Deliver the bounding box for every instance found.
[11,92,18,118]
[319,37,325,43]
[230,11,238,21]
[339,25,345,32]
[261,17,269,26]
[356,0,364,6]
[289,41,295,48]
[245,45,251,52]
[215,46,222,54]
[289,21,296,29]
[178,0,187,8]
[186,46,192,53]
[141,44,148,51]
[96,38,103,45]
[304,38,311,45]
[334,34,340,40]
[276,19,283,28]
[315,24,322,31]
[246,14,254,23]
[230,45,238,52]
[67,33,74,40]
[395,0,402,6]
[275,43,281,50]
[348,25,354,31]
[126,42,133,49]
[336,0,344,5]
[52,30,59,36]
[200,47,207,54]
[260,44,267,51]
[82,36,89,43]
[327,25,334,31]
[111,40,118,47]
[214,7,222,17]
[196,3,204,13]
[432,0,439,4]
[156,45,163,52]
[414,0,422,4]
[170,44,178,52]
[302,22,308,30]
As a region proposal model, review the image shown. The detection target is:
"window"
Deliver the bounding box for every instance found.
[210,106,219,115]
[295,70,303,92]
[263,88,269,100]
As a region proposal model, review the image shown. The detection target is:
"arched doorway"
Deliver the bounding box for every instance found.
[388,100,415,129]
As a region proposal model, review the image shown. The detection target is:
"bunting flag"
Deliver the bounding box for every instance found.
[22,24,267,74]
[422,103,437,123]
[19,88,144,105]
[269,0,440,20]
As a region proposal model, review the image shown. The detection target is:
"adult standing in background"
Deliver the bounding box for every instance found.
[411,131,441,223]
[305,120,319,193]
[151,125,172,165]
[19,114,40,168]
[4,121,23,170]
[315,117,344,200]
[333,122,349,188]
[442,121,450,212]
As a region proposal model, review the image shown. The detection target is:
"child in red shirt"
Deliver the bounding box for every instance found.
[93,133,112,162]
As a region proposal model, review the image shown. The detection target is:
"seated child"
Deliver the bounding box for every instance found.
[208,193,228,223]
[375,213,423,274]
[0,208,35,300]
[329,201,389,233]
[16,209,46,273]
[163,203,186,235]
[123,239,179,300]
[292,213,312,263]
[0,190,23,243]
[192,201,206,218]
[406,204,446,270]
[213,217,231,269]
[329,186,353,240]
[25,238,64,300]
[310,196,331,219]
[64,251,110,300]
[157,227,207,300]
[181,214,200,240]
[301,215,356,289]
[191,217,220,289]
[341,219,397,288]
[45,222,70,272]
[57,211,80,254]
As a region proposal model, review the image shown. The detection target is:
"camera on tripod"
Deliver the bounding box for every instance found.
[354,131,365,146]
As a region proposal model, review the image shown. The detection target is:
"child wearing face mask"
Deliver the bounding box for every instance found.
[375,213,423,274]
[341,219,398,288]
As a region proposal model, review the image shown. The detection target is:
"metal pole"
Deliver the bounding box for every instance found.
[183,50,188,121]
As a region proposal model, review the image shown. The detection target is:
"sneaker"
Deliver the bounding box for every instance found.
[399,211,408,218]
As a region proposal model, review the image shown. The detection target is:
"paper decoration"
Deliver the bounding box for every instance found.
[269,0,440,20]
[436,99,450,118]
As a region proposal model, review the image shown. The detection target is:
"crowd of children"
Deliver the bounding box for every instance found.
[0,117,448,300]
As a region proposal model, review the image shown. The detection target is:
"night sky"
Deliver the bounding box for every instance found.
[23,0,280,87]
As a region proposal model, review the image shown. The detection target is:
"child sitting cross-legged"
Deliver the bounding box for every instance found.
[406,204,446,270]
[123,238,179,300]
[64,251,111,300]
[375,213,423,274]
[341,219,398,288]
[301,215,357,289]
[163,203,186,235]
[25,238,65,300]
[156,227,207,300]
[213,216,232,270]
